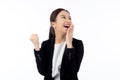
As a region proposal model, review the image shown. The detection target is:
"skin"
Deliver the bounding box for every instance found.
[30,10,74,51]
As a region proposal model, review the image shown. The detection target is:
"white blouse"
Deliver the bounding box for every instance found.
[52,42,66,80]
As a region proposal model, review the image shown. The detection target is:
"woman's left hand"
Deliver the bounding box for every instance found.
[66,24,74,48]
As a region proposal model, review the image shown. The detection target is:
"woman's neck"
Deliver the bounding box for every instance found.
[55,33,66,44]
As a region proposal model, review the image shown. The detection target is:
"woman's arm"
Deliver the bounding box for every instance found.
[34,41,49,76]
[63,40,84,75]
[30,34,49,76]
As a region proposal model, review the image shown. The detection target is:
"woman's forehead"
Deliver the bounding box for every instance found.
[58,10,70,16]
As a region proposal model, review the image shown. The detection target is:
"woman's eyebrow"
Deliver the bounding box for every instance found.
[60,15,71,18]
[60,15,65,17]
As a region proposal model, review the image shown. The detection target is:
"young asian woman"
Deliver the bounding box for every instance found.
[30,8,84,80]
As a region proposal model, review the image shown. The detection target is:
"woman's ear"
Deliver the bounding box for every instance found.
[51,22,56,29]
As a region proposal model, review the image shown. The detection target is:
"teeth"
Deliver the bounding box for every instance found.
[64,24,70,28]
[64,24,70,26]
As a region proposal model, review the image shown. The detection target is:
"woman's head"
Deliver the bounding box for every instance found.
[49,8,72,39]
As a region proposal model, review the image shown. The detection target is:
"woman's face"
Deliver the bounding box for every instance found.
[52,10,72,35]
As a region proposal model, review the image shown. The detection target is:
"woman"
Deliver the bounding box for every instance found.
[30,8,84,80]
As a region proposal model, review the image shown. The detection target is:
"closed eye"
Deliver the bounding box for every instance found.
[69,17,71,20]
[62,16,66,19]
[61,15,71,20]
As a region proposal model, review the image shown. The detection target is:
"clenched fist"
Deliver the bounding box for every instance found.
[29,34,40,51]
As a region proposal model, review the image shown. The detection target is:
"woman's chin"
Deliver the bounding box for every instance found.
[62,30,67,34]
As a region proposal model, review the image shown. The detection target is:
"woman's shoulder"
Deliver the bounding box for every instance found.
[41,38,54,45]
[41,38,83,46]
[73,38,84,51]
[73,38,83,44]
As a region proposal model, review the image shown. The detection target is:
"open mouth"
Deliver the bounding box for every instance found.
[64,24,70,28]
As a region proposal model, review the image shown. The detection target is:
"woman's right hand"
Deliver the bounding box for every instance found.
[30,34,40,51]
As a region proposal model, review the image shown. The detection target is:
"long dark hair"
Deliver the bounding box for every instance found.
[49,8,69,39]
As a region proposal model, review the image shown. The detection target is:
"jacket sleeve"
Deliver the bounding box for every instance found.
[63,40,84,75]
[34,41,49,76]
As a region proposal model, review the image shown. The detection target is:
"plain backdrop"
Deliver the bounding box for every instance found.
[0,0,120,80]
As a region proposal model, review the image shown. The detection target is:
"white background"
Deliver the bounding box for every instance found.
[0,0,120,80]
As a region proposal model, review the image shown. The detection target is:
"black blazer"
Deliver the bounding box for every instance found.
[34,38,84,80]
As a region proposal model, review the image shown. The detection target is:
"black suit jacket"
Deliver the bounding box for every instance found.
[34,38,84,80]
